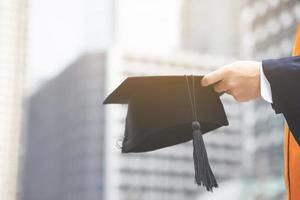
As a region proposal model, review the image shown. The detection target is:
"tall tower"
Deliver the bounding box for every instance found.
[0,0,27,199]
[22,53,107,200]
[240,0,300,59]
[238,1,300,199]
[104,48,240,200]
[181,0,242,57]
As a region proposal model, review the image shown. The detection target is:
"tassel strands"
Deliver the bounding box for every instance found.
[192,121,218,191]
[185,75,218,191]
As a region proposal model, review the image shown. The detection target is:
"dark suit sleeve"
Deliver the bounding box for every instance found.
[262,56,300,145]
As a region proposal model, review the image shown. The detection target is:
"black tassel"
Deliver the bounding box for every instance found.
[192,121,218,191]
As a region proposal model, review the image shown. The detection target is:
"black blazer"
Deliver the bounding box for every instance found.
[262,56,300,145]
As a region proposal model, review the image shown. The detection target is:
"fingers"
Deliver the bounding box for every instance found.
[201,69,225,87]
[213,80,229,93]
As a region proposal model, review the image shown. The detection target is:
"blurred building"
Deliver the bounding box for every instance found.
[22,53,106,200]
[104,49,246,200]
[0,0,27,199]
[23,49,286,200]
[241,0,300,180]
[106,1,290,200]
[237,1,300,199]
[104,43,287,200]
[240,0,300,59]
[181,0,242,57]
[22,1,300,200]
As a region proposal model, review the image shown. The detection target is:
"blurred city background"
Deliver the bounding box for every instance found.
[1,0,300,200]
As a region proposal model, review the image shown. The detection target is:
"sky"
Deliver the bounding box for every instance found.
[26,0,181,94]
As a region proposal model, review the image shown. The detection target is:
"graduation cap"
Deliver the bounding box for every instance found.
[103,75,228,191]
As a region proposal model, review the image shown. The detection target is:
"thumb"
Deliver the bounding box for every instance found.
[201,69,224,87]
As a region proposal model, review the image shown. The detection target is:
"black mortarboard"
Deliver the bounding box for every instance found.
[103,75,228,191]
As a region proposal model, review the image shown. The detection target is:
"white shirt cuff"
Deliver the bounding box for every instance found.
[260,65,273,103]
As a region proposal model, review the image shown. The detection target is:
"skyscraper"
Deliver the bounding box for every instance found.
[181,0,242,57]
[236,1,300,199]
[0,0,27,199]
[104,48,243,200]
[240,0,300,59]
[22,1,297,200]
[104,49,286,200]
[22,53,107,200]
[102,1,288,200]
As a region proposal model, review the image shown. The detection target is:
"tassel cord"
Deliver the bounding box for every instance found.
[185,75,218,191]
